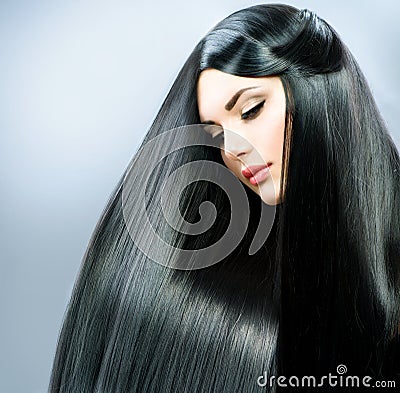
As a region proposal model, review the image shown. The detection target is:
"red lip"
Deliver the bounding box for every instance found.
[241,164,271,178]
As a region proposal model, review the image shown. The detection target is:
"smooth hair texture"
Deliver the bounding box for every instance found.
[49,4,400,392]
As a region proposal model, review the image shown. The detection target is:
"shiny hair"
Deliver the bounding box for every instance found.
[49,4,400,392]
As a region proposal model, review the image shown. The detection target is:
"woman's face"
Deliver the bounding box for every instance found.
[197,68,286,205]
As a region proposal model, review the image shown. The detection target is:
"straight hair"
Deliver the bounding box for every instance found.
[49,4,400,392]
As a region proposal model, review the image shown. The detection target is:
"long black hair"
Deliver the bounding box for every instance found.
[49,4,400,392]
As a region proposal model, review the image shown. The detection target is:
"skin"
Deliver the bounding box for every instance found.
[196,68,286,205]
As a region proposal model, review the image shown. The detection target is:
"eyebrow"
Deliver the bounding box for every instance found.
[201,86,262,124]
[225,86,262,110]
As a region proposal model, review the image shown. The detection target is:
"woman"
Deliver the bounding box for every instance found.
[49,4,400,392]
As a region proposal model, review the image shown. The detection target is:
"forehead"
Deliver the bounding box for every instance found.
[197,69,255,103]
[197,68,248,90]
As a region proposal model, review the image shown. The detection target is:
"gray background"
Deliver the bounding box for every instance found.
[0,0,398,392]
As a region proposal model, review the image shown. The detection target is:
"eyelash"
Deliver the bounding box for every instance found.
[212,100,265,142]
[241,100,265,120]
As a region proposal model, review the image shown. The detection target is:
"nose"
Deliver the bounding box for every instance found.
[222,128,251,160]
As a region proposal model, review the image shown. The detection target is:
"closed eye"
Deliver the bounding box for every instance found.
[212,132,225,146]
[241,100,265,120]
[201,124,225,146]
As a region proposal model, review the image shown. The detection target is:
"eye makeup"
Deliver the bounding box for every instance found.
[241,100,265,120]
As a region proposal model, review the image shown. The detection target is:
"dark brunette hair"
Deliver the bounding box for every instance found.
[49,4,400,392]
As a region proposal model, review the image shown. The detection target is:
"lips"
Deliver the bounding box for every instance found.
[241,164,272,186]
[241,164,271,178]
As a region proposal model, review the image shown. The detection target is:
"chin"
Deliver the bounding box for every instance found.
[255,178,281,206]
[260,192,280,206]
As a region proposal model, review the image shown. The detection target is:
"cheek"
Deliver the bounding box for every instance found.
[256,116,285,162]
[271,123,285,157]
[221,151,240,176]
[221,150,232,169]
